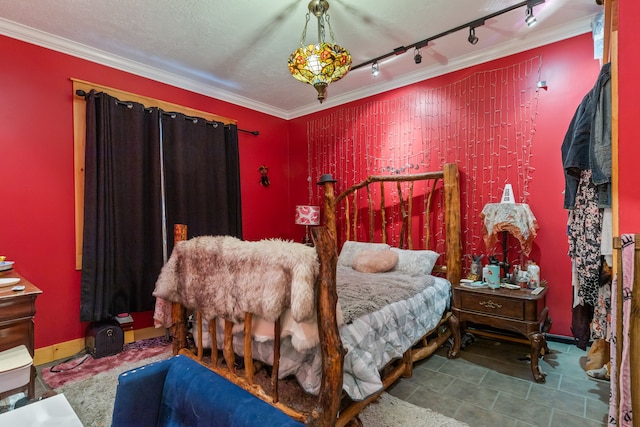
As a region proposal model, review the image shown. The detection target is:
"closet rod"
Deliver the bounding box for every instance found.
[75,89,259,136]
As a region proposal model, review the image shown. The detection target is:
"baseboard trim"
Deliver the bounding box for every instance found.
[33,326,166,366]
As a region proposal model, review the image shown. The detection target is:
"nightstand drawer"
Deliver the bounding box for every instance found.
[459,293,524,320]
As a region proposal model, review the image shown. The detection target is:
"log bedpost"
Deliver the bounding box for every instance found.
[319,178,337,244]
[310,226,344,426]
[443,163,462,287]
[171,224,188,355]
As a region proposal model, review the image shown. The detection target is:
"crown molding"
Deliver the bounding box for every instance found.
[1,14,594,121]
[0,18,291,120]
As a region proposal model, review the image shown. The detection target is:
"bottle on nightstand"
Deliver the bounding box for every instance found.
[527,260,540,288]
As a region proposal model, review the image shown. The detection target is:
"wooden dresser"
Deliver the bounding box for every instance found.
[0,270,42,400]
[451,283,551,382]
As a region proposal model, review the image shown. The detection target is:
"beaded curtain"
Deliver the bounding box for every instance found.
[307,56,542,272]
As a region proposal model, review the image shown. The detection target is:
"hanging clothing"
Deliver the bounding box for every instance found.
[591,267,611,340]
[570,299,593,350]
[562,64,612,349]
[568,169,602,306]
[608,234,636,427]
[561,62,611,209]
[589,63,612,207]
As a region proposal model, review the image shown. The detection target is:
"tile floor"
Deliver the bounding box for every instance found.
[388,334,610,427]
[3,335,610,427]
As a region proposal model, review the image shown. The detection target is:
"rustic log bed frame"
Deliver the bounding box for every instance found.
[169,163,462,426]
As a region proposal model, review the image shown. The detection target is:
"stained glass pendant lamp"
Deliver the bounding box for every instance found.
[288,0,352,103]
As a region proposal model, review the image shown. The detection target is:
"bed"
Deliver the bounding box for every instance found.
[153,162,462,426]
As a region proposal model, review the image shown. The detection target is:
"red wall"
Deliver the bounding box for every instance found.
[0,35,293,348]
[1,28,625,348]
[290,34,602,337]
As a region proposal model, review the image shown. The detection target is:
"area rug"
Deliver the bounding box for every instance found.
[52,353,468,427]
[41,336,172,390]
[359,393,469,426]
[56,350,172,427]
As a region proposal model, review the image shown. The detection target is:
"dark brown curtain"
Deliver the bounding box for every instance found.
[80,92,242,322]
[80,91,164,322]
[162,114,242,256]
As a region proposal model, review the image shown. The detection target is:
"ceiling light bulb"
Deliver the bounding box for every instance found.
[372,61,380,77]
[468,27,479,45]
[525,7,537,27]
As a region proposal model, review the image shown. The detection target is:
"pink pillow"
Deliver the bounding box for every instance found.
[352,249,399,273]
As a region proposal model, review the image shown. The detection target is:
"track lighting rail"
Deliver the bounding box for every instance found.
[351,0,544,71]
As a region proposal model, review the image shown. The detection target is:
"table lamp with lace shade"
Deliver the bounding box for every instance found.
[480,193,538,281]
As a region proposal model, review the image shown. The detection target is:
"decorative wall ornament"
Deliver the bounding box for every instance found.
[258,165,270,187]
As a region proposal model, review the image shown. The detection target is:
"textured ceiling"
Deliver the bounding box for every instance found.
[0,0,601,119]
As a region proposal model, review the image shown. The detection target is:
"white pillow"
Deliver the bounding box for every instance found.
[391,248,440,275]
[337,241,391,267]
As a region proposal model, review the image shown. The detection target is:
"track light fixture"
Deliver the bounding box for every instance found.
[467,19,484,45]
[414,48,422,64]
[468,27,479,45]
[352,0,545,73]
[372,61,380,77]
[525,6,537,27]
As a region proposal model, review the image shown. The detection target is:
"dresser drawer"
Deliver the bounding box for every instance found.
[0,297,36,323]
[0,321,32,354]
[459,292,524,320]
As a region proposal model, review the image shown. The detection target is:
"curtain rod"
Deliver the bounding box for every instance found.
[350,0,545,71]
[237,128,259,136]
[75,89,259,136]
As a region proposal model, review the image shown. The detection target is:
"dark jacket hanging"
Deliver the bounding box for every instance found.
[561,62,611,209]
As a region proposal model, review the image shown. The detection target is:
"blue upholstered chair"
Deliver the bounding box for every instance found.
[111,354,306,427]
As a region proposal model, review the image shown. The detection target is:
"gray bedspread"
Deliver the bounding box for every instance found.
[337,266,435,324]
[203,270,451,401]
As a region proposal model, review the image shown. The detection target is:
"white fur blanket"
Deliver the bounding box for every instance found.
[153,235,319,324]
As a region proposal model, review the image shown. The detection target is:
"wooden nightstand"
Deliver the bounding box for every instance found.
[451,284,551,382]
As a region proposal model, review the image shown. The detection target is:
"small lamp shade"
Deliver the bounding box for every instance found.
[295,205,320,226]
[481,203,538,256]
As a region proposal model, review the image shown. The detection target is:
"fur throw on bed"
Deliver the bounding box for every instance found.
[153,235,319,323]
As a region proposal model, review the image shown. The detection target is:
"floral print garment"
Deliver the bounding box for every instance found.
[592,282,611,340]
[568,169,602,307]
